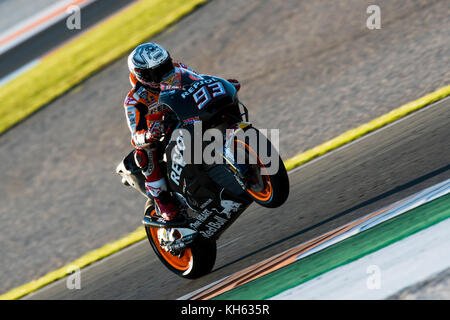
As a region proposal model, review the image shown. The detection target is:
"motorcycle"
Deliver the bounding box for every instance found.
[116,71,289,278]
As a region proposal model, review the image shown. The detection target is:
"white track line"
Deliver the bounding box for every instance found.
[294,178,450,262]
[0,0,97,55]
[0,59,40,87]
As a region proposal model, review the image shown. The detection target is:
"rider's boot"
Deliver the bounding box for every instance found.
[153,190,179,221]
[146,178,179,221]
[134,148,179,221]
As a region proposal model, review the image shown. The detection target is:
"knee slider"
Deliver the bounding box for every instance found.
[134,149,148,169]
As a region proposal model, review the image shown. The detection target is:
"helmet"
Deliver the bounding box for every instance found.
[128,43,174,88]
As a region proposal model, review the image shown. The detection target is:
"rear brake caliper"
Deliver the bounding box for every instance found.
[157,228,196,255]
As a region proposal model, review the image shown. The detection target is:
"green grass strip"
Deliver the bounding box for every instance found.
[214,193,450,300]
[0,0,208,135]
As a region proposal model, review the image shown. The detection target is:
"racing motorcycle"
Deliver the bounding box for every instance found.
[116,71,289,279]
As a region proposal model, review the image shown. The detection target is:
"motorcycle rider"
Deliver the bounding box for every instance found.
[124,42,240,221]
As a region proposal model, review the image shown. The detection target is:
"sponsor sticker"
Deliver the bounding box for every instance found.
[183,116,200,125]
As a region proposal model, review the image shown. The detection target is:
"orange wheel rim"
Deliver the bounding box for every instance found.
[235,140,273,202]
[148,209,192,271]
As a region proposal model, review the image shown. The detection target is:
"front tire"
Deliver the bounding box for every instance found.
[144,206,216,279]
[234,127,290,208]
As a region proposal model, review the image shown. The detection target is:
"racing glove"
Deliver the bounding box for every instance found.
[227,79,241,92]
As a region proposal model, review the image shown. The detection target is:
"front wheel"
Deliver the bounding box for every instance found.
[234,127,290,208]
[144,206,216,279]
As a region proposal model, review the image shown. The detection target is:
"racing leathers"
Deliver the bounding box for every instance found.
[124,62,240,220]
[123,62,193,220]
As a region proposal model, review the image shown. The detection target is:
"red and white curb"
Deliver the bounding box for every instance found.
[180,178,450,300]
[295,178,450,262]
[270,217,450,299]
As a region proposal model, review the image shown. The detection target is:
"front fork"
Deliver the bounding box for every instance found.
[222,122,252,191]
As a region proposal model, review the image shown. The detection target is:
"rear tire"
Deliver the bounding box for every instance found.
[144,206,216,279]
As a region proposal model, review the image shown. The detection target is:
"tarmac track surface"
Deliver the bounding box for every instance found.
[0,0,449,294]
[27,98,450,299]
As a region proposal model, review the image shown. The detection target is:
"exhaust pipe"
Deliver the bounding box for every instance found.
[142,215,190,229]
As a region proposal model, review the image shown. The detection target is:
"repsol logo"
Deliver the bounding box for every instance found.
[170,135,187,186]
[181,79,214,98]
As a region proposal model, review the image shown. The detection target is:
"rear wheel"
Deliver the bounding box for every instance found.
[144,206,216,279]
[234,127,289,208]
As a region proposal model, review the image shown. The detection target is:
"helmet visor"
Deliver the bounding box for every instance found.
[135,57,174,84]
